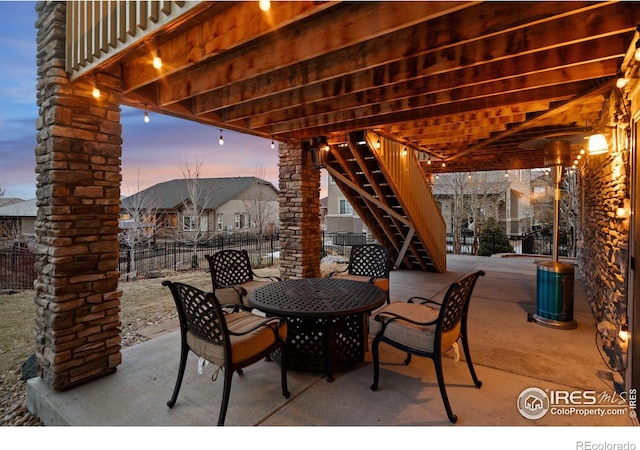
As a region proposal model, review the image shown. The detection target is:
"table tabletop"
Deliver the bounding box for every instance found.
[248,277,386,318]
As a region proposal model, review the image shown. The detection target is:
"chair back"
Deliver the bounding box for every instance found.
[163,280,228,347]
[206,249,254,288]
[436,270,485,350]
[348,244,390,278]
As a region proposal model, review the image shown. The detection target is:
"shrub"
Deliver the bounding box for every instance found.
[478,217,514,256]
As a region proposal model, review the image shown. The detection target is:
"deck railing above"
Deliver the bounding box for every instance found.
[65,0,201,78]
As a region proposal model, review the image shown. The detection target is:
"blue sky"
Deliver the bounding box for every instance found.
[0,1,289,200]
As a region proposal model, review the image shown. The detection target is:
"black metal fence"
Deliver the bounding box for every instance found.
[446,228,566,257]
[321,231,375,260]
[119,232,280,276]
[0,246,36,290]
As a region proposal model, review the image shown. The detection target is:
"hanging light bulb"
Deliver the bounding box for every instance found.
[441,162,446,168]
[91,75,101,99]
[219,129,224,146]
[143,105,150,123]
[259,0,270,12]
[375,138,381,149]
[152,49,162,69]
[504,170,508,177]
[427,155,431,165]
[271,139,275,149]
[616,70,628,89]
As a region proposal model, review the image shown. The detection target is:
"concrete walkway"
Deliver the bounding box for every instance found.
[25,255,638,443]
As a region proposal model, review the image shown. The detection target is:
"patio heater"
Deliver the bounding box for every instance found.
[528,139,577,329]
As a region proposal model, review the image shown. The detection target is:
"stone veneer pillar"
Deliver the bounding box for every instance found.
[278,142,321,279]
[33,2,123,390]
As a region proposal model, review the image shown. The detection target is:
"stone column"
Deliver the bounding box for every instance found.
[33,2,123,390]
[278,142,321,279]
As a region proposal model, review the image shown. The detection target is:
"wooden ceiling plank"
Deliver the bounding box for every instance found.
[189,2,632,115]
[215,34,627,123]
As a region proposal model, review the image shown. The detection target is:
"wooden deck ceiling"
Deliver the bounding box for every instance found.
[91,1,640,174]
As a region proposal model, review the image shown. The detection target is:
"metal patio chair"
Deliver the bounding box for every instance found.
[205,249,281,310]
[163,280,289,426]
[328,243,391,304]
[369,270,485,423]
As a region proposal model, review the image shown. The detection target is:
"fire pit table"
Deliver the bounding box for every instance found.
[248,278,386,382]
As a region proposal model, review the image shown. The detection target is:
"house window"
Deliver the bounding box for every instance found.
[339,199,354,215]
[183,216,207,231]
[234,213,249,229]
[216,213,223,231]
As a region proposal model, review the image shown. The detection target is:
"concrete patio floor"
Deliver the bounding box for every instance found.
[25,254,639,443]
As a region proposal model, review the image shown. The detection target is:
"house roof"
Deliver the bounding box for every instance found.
[121,177,278,210]
[0,198,37,217]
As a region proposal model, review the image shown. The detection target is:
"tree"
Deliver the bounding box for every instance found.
[242,165,278,267]
[560,169,578,257]
[169,161,213,267]
[119,175,162,275]
[478,217,514,256]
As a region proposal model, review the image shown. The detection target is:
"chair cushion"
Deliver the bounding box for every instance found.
[368,301,460,353]
[215,287,243,307]
[187,311,287,366]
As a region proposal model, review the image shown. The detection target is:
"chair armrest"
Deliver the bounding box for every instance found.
[252,271,282,282]
[328,265,350,278]
[215,282,248,297]
[407,296,442,307]
[373,310,438,328]
[227,316,287,340]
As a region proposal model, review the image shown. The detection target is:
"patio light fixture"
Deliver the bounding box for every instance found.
[586,133,608,155]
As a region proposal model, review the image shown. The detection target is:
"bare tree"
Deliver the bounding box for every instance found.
[560,169,578,257]
[119,175,162,275]
[242,165,278,267]
[169,161,213,266]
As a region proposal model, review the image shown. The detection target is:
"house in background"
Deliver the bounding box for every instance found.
[324,173,366,234]
[432,170,533,237]
[120,177,279,243]
[0,198,37,241]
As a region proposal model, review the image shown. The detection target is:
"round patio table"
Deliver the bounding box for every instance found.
[248,278,386,381]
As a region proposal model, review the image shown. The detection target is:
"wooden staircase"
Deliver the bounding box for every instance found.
[321,131,446,272]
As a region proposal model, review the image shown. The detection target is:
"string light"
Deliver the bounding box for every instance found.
[259,0,270,12]
[144,105,150,123]
[271,139,275,149]
[219,129,224,146]
[152,49,162,69]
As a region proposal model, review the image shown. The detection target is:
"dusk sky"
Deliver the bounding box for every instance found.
[0,1,309,201]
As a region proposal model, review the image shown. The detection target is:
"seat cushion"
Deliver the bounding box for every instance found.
[215,287,243,307]
[187,311,287,366]
[368,301,460,353]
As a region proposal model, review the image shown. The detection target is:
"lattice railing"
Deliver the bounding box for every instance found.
[65,0,201,77]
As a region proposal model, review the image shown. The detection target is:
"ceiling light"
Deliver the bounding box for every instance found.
[219,129,224,146]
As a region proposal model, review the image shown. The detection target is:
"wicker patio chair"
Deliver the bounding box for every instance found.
[369,270,485,423]
[162,280,290,426]
[205,249,281,310]
[328,243,391,304]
